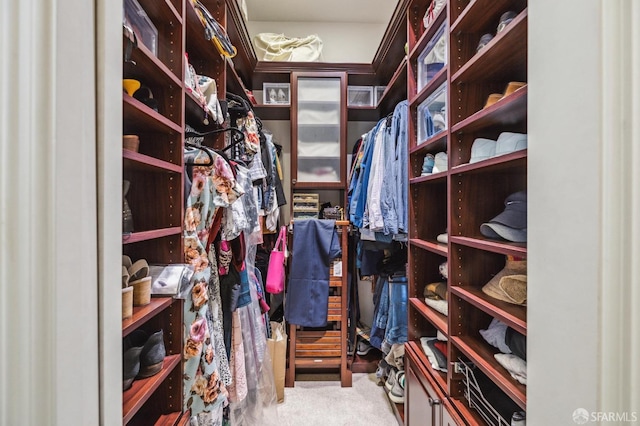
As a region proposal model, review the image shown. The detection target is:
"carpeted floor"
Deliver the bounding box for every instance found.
[275,373,399,426]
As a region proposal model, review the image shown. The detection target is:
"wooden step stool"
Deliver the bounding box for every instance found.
[285,221,352,387]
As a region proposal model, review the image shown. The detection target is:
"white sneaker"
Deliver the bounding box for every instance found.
[385,368,397,391]
[388,370,405,404]
[356,340,374,356]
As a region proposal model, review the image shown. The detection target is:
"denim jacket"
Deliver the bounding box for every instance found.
[390,101,408,233]
[351,120,384,228]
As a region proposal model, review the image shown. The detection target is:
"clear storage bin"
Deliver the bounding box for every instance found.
[417,82,447,143]
[263,83,290,105]
[124,0,158,57]
[417,22,447,91]
[347,86,374,106]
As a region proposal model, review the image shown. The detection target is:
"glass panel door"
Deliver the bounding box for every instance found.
[296,77,342,183]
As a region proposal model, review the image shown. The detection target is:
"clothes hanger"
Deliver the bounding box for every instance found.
[184,142,214,166]
[185,126,245,142]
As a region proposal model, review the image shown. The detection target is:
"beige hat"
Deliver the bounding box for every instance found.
[499,274,527,305]
[481,258,527,305]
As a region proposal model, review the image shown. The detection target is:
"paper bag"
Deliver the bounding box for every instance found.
[268,320,287,403]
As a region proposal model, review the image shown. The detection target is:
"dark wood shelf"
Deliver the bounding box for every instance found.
[123,94,183,134]
[451,85,527,134]
[410,298,448,335]
[349,349,383,374]
[410,131,447,154]
[450,286,526,335]
[122,297,174,337]
[226,60,252,101]
[122,227,183,245]
[408,4,447,59]
[124,34,183,89]
[409,171,447,184]
[450,149,527,176]
[451,9,527,85]
[253,103,291,121]
[155,411,183,426]
[451,0,524,34]
[409,66,447,107]
[347,105,380,122]
[377,57,408,115]
[136,0,182,27]
[123,354,181,424]
[449,235,526,258]
[409,238,448,256]
[450,396,489,425]
[451,335,526,410]
[406,340,448,394]
[123,149,182,173]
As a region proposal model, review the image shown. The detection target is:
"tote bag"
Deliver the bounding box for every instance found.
[266,226,287,294]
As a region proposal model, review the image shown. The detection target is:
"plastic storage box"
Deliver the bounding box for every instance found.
[374,86,387,105]
[417,82,447,143]
[124,0,158,57]
[263,83,291,105]
[347,86,374,107]
[417,22,447,91]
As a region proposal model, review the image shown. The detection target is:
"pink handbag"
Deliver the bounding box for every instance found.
[266,226,287,294]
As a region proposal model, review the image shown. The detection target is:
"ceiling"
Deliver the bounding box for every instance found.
[243,0,398,24]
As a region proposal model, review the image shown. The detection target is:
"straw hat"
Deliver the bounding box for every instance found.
[499,275,527,305]
[481,257,527,305]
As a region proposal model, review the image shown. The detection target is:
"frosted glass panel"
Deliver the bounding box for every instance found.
[296,77,341,183]
[298,78,340,102]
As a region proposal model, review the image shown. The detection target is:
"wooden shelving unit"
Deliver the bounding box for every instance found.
[122,0,191,422]
[405,0,528,424]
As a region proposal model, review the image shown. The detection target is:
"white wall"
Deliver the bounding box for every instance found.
[528,0,602,422]
[247,21,387,63]
[0,0,107,424]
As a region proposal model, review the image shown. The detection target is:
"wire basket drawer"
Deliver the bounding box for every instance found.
[458,359,525,426]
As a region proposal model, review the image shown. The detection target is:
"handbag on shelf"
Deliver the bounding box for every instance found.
[265,226,287,294]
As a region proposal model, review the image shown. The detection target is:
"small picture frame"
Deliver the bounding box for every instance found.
[263,83,291,105]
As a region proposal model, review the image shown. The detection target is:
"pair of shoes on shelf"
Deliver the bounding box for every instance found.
[268,88,287,103]
[375,359,391,385]
[475,11,518,53]
[123,329,166,391]
[123,180,134,234]
[356,339,375,356]
[122,256,152,310]
[484,81,527,109]
[386,368,405,404]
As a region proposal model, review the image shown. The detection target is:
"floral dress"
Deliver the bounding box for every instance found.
[183,148,244,424]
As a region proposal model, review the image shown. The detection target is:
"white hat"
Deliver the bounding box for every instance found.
[469,138,497,163]
[432,152,448,173]
[494,132,527,157]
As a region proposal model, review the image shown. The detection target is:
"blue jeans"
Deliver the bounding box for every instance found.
[384,275,408,345]
[369,275,389,350]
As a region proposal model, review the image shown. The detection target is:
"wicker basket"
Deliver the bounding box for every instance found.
[131,276,152,306]
[122,287,133,320]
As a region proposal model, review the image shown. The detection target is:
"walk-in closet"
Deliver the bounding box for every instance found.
[3,0,639,425]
